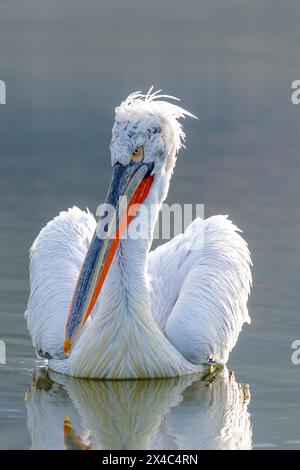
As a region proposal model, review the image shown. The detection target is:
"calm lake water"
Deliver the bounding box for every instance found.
[0,0,300,450]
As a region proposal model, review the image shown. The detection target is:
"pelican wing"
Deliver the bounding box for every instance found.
[148,215,252,364]
[25,207,96,359]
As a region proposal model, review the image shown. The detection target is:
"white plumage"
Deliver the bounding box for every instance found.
[149,215,251,365]
[25,89,252,379]
[26,207,95,360]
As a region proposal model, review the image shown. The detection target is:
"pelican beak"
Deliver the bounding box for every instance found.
[64,161,154,355]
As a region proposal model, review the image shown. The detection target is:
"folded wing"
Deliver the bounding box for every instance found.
[25,207,96,359]
[148,215,252,364]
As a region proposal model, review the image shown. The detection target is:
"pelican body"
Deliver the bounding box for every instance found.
[25,90,252,379]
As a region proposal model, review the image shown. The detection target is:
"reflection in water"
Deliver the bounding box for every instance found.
[64,416,91,451]
[25,367,252,450]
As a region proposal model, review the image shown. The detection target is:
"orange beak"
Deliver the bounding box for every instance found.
[64,162,154,355]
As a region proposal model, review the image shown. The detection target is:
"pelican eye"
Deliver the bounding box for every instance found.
[131,146,144,161]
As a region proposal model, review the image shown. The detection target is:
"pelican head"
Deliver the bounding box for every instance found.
[64,89,196,355]
[111,89,195,175]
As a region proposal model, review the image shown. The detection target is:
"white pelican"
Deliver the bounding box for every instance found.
[25,89,252,379]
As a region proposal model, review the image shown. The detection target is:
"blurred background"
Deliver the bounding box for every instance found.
[0,0,300,449]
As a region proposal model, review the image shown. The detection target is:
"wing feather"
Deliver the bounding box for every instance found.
[25,207,96,358]
[148,215,252,364]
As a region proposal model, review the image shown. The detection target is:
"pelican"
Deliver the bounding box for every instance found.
[25,89,252,379]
